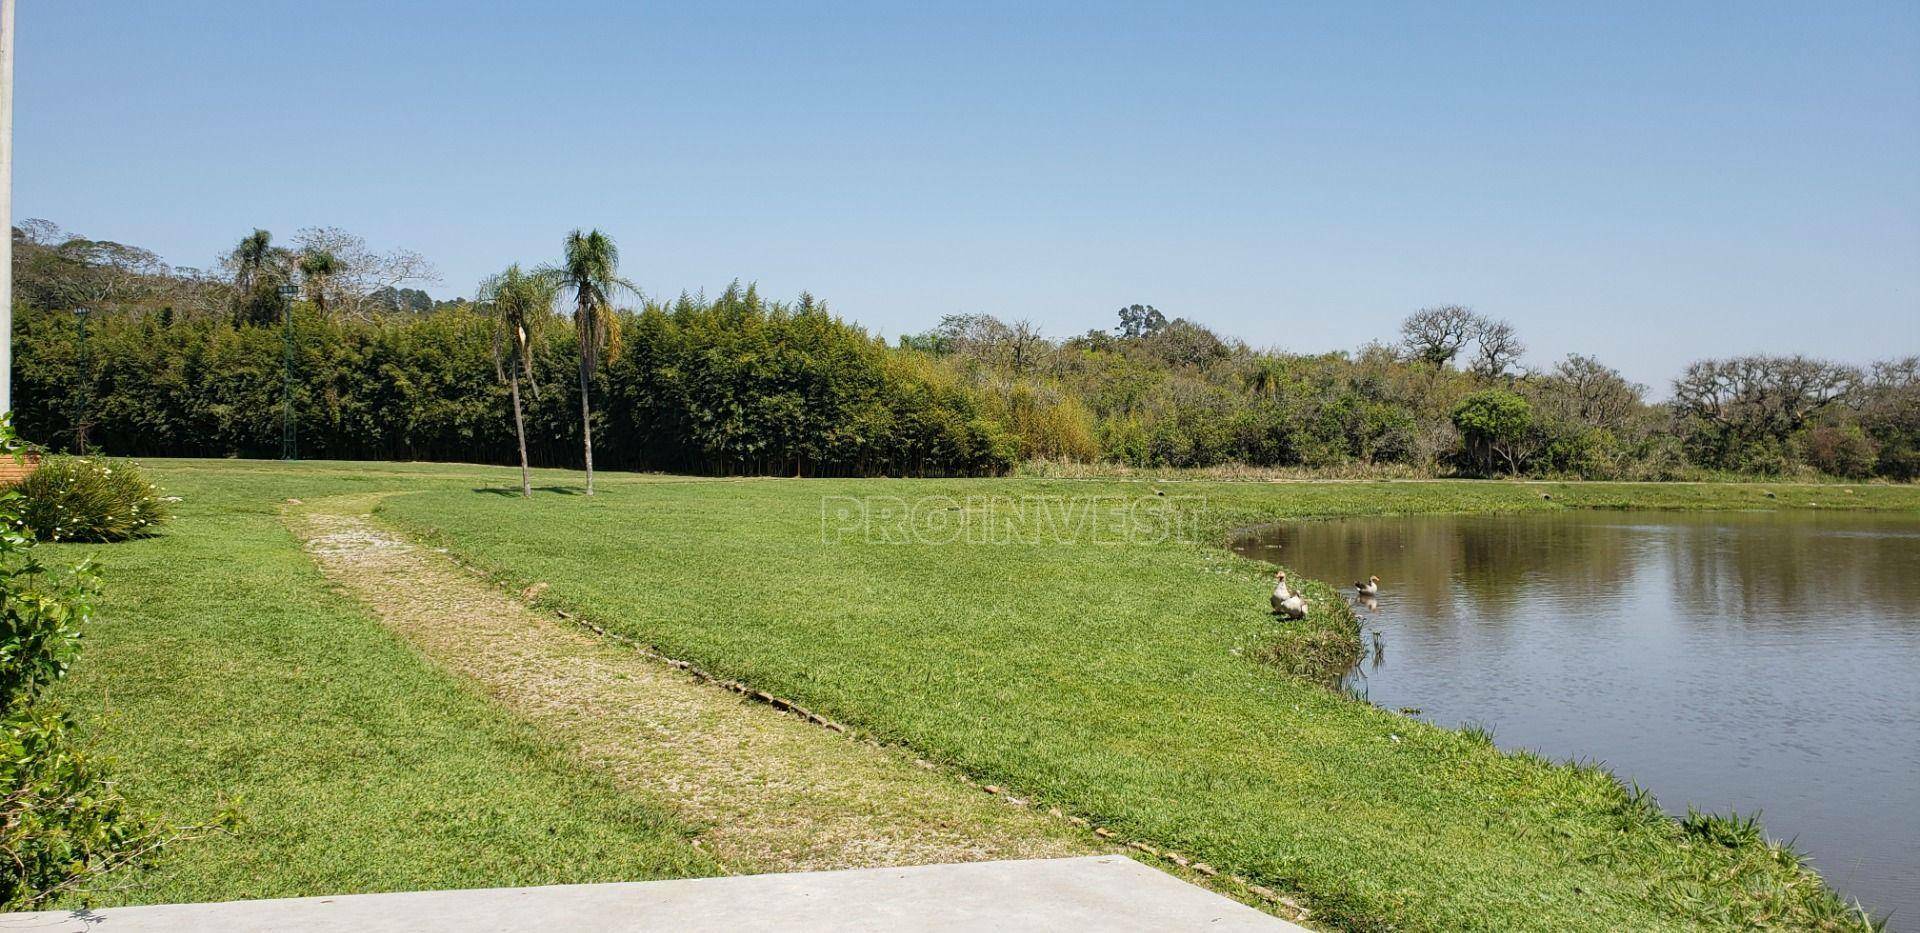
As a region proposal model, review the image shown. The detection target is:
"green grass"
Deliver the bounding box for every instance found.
[372,470,1916,931]
[44,462,718,907]
[49,460,1920,928]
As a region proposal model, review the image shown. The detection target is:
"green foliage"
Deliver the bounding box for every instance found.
[11,296,1015,477]
[1451,388,1534,474]
[1,419,164,909]
[371,467,1907,931]
[612,288,1015,475]
[1682,807,1766,849]
[11,220,1917,480]
[14,457,170,543]
[40,463,718,906]
[548,228,633,372]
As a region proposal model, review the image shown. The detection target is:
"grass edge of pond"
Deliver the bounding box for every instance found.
[375,474,1912,931]
[1215,500,1895,930]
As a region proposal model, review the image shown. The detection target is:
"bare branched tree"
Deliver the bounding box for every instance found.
[290,227,438,319]
[1399,305,1480,366]
[935,313,1012,360]
[1468,318,1525,380]
[1006,319,1046,375]
[167,266,233,320]
[1671,355,1861,465]
[1538,354,1644,430]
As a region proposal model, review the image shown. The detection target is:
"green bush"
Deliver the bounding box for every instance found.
[14,457,171,543]
[1451,389,1534,475]
[2,420,165,908]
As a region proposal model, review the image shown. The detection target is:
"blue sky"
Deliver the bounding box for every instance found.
[14,1,1919,389]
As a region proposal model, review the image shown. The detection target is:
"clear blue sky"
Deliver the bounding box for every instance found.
[14,1,1919,389]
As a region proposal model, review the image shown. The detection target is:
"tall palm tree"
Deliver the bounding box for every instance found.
[544,229,637,495]
[230,229,275,326]
[297,249,338,319]
[478,265,558,498]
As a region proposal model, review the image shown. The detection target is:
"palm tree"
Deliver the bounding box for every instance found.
[478,265,558,498]
[544,229,637,495]
[297,250,338,319]
[230,229,275,326]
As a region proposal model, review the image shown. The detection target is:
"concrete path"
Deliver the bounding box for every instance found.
[0,856,1304,932]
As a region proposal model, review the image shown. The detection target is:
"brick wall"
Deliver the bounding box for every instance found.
[0,452,42,488]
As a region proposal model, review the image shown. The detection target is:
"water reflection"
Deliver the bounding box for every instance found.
[1232,510,1920,926]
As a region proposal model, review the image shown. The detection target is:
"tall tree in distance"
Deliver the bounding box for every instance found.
[1116,303,1166,339]
[1468,318,1525,381]
[478,264,558,497]
[1399,304,1481,367]
[546,229,637,495]
[297,250,338,318]
[226,229,294,327]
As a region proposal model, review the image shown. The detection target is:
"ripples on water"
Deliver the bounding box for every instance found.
[1232,510,1920,926]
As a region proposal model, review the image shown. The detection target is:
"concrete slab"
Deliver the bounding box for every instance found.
[0,856,1306,932]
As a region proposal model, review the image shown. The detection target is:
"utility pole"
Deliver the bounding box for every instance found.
[278,283,299,460]
[1,0,16,415]
[71,306,89,452]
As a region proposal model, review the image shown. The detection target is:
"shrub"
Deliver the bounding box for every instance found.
[2,419,166,908]
[1451,389,1534,475]
[14,457,170,543]
[1798,425,1878,479]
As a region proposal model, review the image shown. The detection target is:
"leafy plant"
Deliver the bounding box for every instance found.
[2,418,168,908]
[14,457,171,543]
[1451,389,1535,475]
[1682,806,1766,849]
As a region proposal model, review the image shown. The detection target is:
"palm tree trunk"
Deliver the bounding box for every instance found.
[578,356,596,496]
[510,372,531,498]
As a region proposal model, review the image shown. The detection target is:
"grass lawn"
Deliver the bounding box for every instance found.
[49,459,1920,928]
[376,470,1917,931]
[44,463,719,907]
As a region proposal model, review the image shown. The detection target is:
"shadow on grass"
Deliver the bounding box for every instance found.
[472,485,585,497]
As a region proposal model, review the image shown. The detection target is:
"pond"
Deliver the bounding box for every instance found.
[1231,509,1920,925]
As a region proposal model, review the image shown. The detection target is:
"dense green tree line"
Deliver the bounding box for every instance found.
[10,292,1016,475]
[10,222,1917,480]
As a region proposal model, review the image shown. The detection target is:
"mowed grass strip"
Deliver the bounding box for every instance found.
[46,464,718,907]
[289,496,1090,875]
[380,475,1920,930]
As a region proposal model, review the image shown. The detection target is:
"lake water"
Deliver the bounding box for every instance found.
[1230,510,1920,925]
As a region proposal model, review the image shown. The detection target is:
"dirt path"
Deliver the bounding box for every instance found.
[287,495,1091,876]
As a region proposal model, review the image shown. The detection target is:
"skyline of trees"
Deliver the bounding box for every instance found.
[10,220,1918,481]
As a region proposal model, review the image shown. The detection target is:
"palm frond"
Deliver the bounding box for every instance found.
[476,263,559,389]
[552,229,640,369]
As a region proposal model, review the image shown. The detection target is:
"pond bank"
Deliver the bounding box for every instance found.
[57,461,1920,929]
[1233,508,1920,922]
[377,468,1917,929]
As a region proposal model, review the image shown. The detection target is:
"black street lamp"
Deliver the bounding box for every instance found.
[278,283,300,460]
[71,306,91,453]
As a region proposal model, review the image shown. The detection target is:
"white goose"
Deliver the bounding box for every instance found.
[1270,570,1309,620]
[1355,575,1380,597]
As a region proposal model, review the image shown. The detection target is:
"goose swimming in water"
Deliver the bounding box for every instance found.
[1355,575,1380,597]
[1270,570,1308,619]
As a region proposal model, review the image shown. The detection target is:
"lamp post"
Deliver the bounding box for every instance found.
[1,0,15,416]
[72,307,90,453]
[278,283,300,460]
